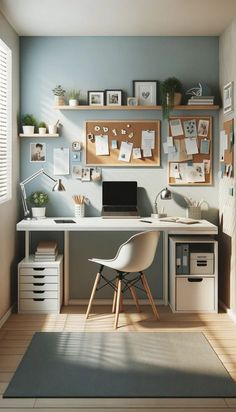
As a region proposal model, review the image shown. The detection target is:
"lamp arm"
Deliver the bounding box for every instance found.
[154,189,163,209]
[20,183,30,218]
[42,170,57,183]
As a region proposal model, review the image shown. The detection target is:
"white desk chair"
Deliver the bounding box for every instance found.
[85,231,160,329]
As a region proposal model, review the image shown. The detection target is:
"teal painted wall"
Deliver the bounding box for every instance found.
[20,36,219,300]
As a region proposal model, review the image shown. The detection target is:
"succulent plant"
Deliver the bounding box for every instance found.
[52,85,66,96]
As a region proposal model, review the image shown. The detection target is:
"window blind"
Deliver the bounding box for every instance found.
[0,39,12,203]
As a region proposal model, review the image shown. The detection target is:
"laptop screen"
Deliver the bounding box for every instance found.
[102,181,137,206]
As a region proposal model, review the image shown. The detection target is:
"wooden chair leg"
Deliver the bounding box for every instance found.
[112,278,118,313]
[141,273,159,320]
[130,286,141,312]
[114,279,122,329]
[85,272,101,319]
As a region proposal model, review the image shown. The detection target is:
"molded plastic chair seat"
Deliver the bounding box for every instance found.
[86,231,160,329]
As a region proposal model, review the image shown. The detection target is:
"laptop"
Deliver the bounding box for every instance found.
[102,181,140,219]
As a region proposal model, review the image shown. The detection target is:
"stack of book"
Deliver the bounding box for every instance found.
[187,96,214,105]
[34,240,58,262]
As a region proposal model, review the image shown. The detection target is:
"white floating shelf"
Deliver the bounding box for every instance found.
[19,133,59,138]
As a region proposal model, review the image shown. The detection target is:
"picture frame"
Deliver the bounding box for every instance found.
[133,80,158,106]
[30,142,46,163]
[88,91,105,106]
[127,97,138,106]
[105,90,122,106]
[223,81,234,114]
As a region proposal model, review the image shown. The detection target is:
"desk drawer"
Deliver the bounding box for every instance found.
[176,277,215,311]
[20,275,58,284]
[20,291,58,299]
[20,298,58,312]
[20,283,58,291]
[19,267,58,276]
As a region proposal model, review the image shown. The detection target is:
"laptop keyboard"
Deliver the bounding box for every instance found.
[104,206,137,212]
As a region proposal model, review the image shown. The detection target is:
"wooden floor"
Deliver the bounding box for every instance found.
[1,305,236,411]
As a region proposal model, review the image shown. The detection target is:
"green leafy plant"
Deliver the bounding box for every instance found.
[21,113,38,126]
[160,77,182,119]
[68,89,80,100]
[38,121,47,128]
[29,191,49,207]
[52,85,66,96]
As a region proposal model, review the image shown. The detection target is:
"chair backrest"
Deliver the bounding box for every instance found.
[112,231,160,272]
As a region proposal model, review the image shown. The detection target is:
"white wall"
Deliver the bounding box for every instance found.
[0,11,19,320]
[219,21,236,310]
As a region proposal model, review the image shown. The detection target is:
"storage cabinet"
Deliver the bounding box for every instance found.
[169,236,218,313]
[18,255,63,314]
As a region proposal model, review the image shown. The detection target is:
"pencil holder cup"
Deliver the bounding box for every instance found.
[186,206,201,220]
[75,204,85,219]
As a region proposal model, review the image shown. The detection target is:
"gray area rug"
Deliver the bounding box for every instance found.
[4,332,236,398]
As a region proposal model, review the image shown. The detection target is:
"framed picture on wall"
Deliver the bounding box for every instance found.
[105,90,123,106]
[223,81,234,114]
[30,142,46,162]
[133,80,158,106]
[88,91,105,106]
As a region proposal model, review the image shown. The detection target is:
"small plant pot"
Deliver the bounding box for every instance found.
[54,96,65,106]
[23,125,35,135]
[38,127,47,135]
[32,207,46,219]
[48,124,57,134]
[69,99,78,107]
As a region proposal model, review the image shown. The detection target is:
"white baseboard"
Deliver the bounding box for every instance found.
[0,305,14,329]
[68,299,165,306]
[219,300,236,323]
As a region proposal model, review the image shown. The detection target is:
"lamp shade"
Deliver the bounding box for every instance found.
[52,179,66,192]
[159,187,172,200]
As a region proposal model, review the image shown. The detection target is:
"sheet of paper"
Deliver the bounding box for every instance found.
[170,119,183,136]
[183,119,197,138]
[95,135,109,155]
[169,163,180,178]
[185,138,199,155]
[198,119,209,137]
[141,130,155,150]
[220,130,228,162]
[111,139,118,149]
[168,145,176,154]
[203,159,210,174]
[186,163,205,183]
[53,148,70,175]
[163,142,169,154]
[143,148,152,157]
[118,141,133,162]
[200,139,210,154]
[168,139,192,162]
[133,148,142,159]
[167,136,174,147]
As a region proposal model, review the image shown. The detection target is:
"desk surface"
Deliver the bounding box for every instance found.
[17,217,218,234]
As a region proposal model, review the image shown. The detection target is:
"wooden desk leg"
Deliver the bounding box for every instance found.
[64,231,69,306]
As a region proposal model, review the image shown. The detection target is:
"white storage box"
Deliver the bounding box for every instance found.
[176,277,215,311]
[190,253,214,275]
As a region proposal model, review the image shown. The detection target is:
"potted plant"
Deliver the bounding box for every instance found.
[160,77,183,119]
[29,191,49,219]
[68,89,80,106]
[22,113,38,135]
[52,85,66,106]
[38,121,47,135]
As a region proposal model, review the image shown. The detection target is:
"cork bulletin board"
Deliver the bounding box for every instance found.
[85,120,160,166]
[222,118,234,177]
[168,116,212,186]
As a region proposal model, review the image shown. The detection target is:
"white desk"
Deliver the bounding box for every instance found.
[17,217,218,306]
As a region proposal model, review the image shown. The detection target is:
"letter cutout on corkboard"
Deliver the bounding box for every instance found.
[85,120,160,167]
[168,116,212,186]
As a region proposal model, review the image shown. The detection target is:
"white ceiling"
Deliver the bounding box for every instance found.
[1,0,236,36]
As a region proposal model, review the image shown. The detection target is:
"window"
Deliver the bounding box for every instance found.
[0,39,12,203]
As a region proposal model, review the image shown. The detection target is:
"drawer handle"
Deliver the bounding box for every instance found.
[33,275,45,279]
[33,283,45,286]
[33,298,45,301]
[197,261,207,266]
[33,268,45,271]
[188,278,203,282]
[33,291,45,294]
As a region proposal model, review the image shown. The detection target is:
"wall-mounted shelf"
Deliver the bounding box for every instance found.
[19,133,59,138]
[53,105,219,111]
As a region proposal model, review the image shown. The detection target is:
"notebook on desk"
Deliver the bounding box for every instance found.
[102,181,140,218]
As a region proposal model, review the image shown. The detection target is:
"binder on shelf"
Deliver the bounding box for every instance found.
[176,243,189,275]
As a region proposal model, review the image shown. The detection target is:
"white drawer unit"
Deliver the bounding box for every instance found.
[18,255,63,314]
[169,236,218,313]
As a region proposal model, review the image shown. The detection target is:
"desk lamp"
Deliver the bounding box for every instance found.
[152,187,172,218]
[20,168,65,220]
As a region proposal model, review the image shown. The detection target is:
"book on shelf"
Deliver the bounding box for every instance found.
[187,96,214,105]
[36,240,58,253]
